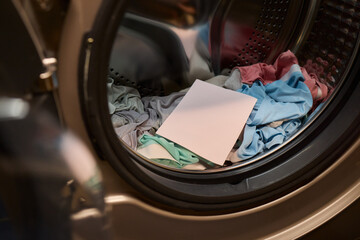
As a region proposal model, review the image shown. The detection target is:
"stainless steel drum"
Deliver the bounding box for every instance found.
[106,0,360,171]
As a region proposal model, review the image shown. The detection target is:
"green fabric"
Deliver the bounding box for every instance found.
[139,134,216,168]
[150,159,186,169]
[139,134,199,167]
[138,134,217,169]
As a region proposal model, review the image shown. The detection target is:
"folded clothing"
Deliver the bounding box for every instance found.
[234,50,328,105]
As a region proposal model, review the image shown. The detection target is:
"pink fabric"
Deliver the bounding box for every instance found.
[234,50,329,104]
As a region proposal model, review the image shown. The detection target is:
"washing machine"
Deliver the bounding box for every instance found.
[0,0,360,239]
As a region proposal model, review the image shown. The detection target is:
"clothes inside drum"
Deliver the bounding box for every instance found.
[105,0,359,170]
[107,47,332,170]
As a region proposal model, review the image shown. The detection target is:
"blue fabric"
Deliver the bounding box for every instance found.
[197,23,210,48]
[237,119,302,160]
[236,65,313,160]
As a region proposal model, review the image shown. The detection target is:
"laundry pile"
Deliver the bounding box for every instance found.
[108,51,329,169]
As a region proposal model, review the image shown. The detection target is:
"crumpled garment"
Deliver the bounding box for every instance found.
[114,72,243,168]
[142,91,186,124]
[137,134,216,169]
[181,69,242,93]
[234,50,328,105]
[107,78,144,114]
[234,64,313,160]
[240,65,313,126]
[113,92,185,149]
[113,110,159,149]
[180,74,228,93]
[224,69,243,91]
[231,119,302,161]
[110,72,240,151]
[137,141,207,170]
[138,134,200,168]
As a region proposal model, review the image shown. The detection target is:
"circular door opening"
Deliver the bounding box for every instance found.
[80,0,360,212]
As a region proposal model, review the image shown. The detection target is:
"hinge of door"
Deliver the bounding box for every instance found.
[36,57,58,92]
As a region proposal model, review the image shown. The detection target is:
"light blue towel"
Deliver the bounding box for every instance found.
[236,64,313,160]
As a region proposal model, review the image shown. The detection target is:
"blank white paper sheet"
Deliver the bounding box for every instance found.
[156,80,257,165]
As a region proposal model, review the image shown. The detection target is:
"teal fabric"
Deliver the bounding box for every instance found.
[138,134,216,168]
[149,158,187,169]
[138,134,199,168]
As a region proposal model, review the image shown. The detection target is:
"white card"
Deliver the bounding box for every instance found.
[156,80,257,165]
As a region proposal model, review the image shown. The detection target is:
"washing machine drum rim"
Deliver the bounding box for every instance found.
[106,0,360,173]
[79,0,360,211]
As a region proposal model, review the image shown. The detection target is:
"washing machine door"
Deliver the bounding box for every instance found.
[57,0,360,238]
[2,0,360,239]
